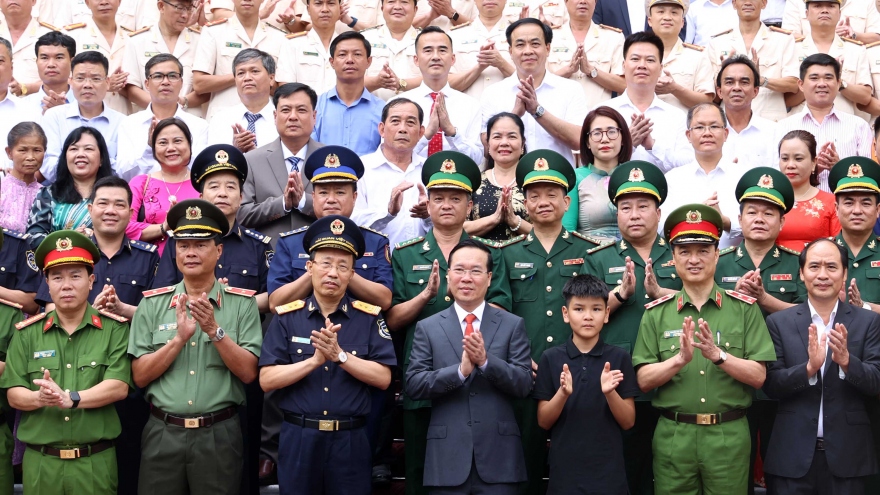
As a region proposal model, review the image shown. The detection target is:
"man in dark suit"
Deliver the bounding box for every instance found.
[764,238,880,494]
[239,82,324,249]
[592,0,686,40]
[406,239,532,495]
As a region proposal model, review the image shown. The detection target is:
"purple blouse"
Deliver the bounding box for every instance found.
[0,175,42,233]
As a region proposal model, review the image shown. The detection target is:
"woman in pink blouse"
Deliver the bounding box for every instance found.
[128,119,199,254]
[0,123,45,233]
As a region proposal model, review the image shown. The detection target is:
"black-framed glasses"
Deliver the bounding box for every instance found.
[588,127,621,142]
[162,0,197,13]
[147,72,183,82]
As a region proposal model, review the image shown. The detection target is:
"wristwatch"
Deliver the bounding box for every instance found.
[69,391,81,409]
[450,11,460,20]
[840,80,849,91]
[347,16,358,28]
[210,327,226,342]
[589,67,598,79]
[760,76,768,88]
[533,105,545,119]
[338,351,349,364]
[612,286,628,303]
[397,78,408,94]
[713,350,728,366]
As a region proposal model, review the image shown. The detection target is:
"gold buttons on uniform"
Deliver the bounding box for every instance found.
[445,296,451,302]
[324,366,329,371]
[297,349,303,354]
[854,263,859,267]
[132,280,137,284]
[323,410,328,415]
[362,264,368,269]
[190,371,195,375]
[520,274,526,279]
[64,417,69,422]
[670,345,675,350]
[218,264,223,269]
[546,262,552,267]
[40,367,44,372]
[91,361,96,366]
[188,401,193,405]
[105,278,111,282]
[242,270,248,275]
[725,342,730,348]
[645,294,650,299]
[780,287,785,293]
[546,310,553,316]
[191,342,196,347]
[65,389,69,393]
[419,279,424,284]
[66,364,71,369]
[700,370,705,375]
[546,336,553,342]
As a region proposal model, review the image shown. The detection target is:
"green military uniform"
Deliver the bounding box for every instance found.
[632,205,777,495]
[715,245,805,309]
[128,200,263,495]
[0,231,132,495]
[0,296,21,495]
[394,151,512,495]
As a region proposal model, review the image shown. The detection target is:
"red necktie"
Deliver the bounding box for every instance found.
[428,92,443,156]
[464,313,477,336]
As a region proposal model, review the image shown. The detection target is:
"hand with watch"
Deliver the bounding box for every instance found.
[186,293,224,342]
[310,317,345,363]
[690,317,727,365]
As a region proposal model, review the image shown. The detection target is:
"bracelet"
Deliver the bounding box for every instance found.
[347,16,358,28]
[510,216,523,232]
[613,288,627,303]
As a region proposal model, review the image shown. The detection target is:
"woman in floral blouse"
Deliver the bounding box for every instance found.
[777,130,841,251]
[0,123,45,232]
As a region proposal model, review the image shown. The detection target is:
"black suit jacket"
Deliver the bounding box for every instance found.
[763,301,880,478]
[591,2,686,40]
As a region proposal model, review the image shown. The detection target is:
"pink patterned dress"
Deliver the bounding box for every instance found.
[128,174,199,255]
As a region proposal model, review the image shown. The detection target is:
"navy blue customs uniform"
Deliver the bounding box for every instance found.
[0,228,41,294]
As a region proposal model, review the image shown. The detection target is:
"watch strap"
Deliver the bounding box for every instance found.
[70,391,81,409]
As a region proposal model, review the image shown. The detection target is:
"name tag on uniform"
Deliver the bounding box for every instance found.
[158,323,178,331]
[33,350,55,359]
[226,42,242,48]
[371,43,387,49]
[298,253,310,258]
[552,47,568,52]
[461,39,479,44]
[770,274,792,281]
[363,252,374,257]
[514,262,533,269]
[663,330,683,339]
[291,336,311,344]
[144,51,161,57]
[83,44,99,50]
[722,276,740,283]
[303,51,319,57]
[872,261,880,267]
[413,264,432,271]
[608,266,625,273]
[563,258,584,265]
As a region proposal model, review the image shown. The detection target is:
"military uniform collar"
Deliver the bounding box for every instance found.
[676,284,725,312]
[835,232,879,259]
[566,334,605,358]
[43,306,105,334]
[304,293,353,319]
[737,243,781,269]
[171,279,225,309]
[226,221,243,239]
[90,234,133,258]
[522,227,571,247]
[423,229,468,252]
[617,234,667,260]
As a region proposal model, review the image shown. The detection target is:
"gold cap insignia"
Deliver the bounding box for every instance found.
[185,206,202,220]
[215,149,229,164]
[848,164,864,178]
[686,210,702,224]
[758,174,773,188]
[330,219,345,235]
[628,168,644,182]
[325,153,340,168]
[440,159,456,173]
[534,158,549,171]
[56,237,72,251]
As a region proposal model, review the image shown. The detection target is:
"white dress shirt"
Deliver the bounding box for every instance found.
[685,0,737,47]
[454,300,487,382]
[0,91,42,169]
[480,71,588,165]
[807,299,846,438]
[40,102,126,183]
[281,142,309,212]
[352,146,430,248]
[114,105,209,181]
[626,0,645,34]
[776,106,873,192]
[661,157,745,249]
[604,91,694,172]
[395,83,484,164]
[207,101,278,149]
[22,85,78,116]
[722,114,778,173]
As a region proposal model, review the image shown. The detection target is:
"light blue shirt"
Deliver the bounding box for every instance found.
[311,86,383,155]
[39,102,125,184]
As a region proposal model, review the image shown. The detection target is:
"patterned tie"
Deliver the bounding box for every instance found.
[286,156,301,174]
[428,92,443,156]
[244,112,260,147]
[464,313,477,337]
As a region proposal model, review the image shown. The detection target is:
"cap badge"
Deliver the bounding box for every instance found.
[848,164,865,178]
[215,149,229,164]
[185,206,202,221]
[330,219,345,235]
[686,210,702,224]
[534,158,549,171]
[440,159,456,173]
[758,174,774,188]
[56,237,73,251]
[628,168,644,182]
[325,153,340,168]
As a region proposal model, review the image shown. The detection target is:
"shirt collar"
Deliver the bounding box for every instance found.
[43,305,105,333]
[453,301,486,325]
[618,90,664,112]
[170,279,225,309]
[676,284,726,312]
[281,142,308,161]
[808,299,839,324]
[305,293,354,319]
[67,102,109,120]
[566,334,605,358]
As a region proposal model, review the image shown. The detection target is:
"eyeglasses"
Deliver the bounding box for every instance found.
[314,261,352,274]
[148,72,182,82]
[162,0,197,13]
[689,125,725,134]
[588,127,621,142]
[72,76,105,84]
[450,268,487,277]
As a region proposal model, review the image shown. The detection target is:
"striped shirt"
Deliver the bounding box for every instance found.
[776,106,873,192]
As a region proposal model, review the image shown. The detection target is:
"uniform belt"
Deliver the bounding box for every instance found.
[27,440,114,459]
[151,406,238,428]
[283,412,366,431]
[661,408,747,425]
[816,438,825,451]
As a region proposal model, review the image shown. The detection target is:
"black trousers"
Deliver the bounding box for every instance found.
[767,448,865,495]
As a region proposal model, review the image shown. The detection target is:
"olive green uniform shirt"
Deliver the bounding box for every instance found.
[0,306,132,446]
[0,300,22,413]
[392,230,512,410]
[834,233,880,304]
[632,285,777,413]
[128,280,262,415]
[501,229,592,362]
[714,244,806,317]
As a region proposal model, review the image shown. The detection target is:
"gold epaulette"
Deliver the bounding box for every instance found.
[450,21,472,30]
[128,26,151,37]
[143,286,175,298]
[844,36,864,45]
[39,21,60,31]
[711,29,733,38]
[63,23,87,31]
[0,297,22,310]
[726,289,756,304]
[599,23,622,33]
[586,241,615,254]
[205,18,228,27]
[353,300,381,315]
[360,225,388,237]
[719,246,737,256]
[768,26,792,35]
[471,236,501,248]
[359,24,383,33]
[500,235,526,248]
[15,312,46,330]
[572,231,603,245]
[276,300,305,315]
[286,31,307,39]
[396,236,425,249]
[777,245,801,256]
[225,287,257,298]
[188,25,202,34]
[795,36,805,42]
[266,22,288,33]
[682,42,704,52]
[99,309,129,323]
[867,41,880,49]
[645,292,676,310]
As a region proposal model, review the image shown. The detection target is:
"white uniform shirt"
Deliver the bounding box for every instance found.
[0,17,54,88]
[361,24,421,101]
[207,100,278,148]
[115,105,209,180]
[548,22,625,107]
[448,17,513,99]
[658,37,716,112]
[501,0,569,28]
[116,0,160,32]
[67,20,133,115]
[416,0,478,32]
[685,0,737,47]
[783,0,880,37]
[274,28,337,97]
[722,114,778,172]
[34,0,91,28]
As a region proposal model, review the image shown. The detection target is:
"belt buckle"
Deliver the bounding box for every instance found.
[695,413,717,425]
[184,418,201,429]
[318,420,337,432]
[59,448,79,459]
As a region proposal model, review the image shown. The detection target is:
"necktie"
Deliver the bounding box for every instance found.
[286,156,301,174]
[428,92,443,156]
[464,313,477,337]
[244,112,260,147]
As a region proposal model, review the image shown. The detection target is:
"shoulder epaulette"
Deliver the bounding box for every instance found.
[243,228,271,244]
[205,18,228,27]
[867,40,880,49]
[359,24,383,33]
[225,287,257,298]
[98,309,129,323]
[471,236,501,248]
[599,23,622,33]
[120,25,133,32]
[15,312,46,330]
[572,231,603,245]
[500,235,526,248]
[795,36,805,42]
[63,22,86,31]
[586,241,615,254]
[352,300,381,315]
[130,239,158,253]
[143,286,175,298]
[844,36,864,45]
[128,25,151,37]
[777,245,801,256]
[188,25,202,34]
[2,228,29,240]
[682,42,704,51]
[0,297,22,310]
[287,31,307,39]
[719,246,737,256]
[276,300,305,315]
[450,21,472,30]
[726,289,756,304]
[768,26,792,35]
[266,22,287,33]
[360,225,388,238]
[279,226,308,238]
[396,236,425,249]
[39,21,60,31]
[644,292,676,310]
[711,28,733,38]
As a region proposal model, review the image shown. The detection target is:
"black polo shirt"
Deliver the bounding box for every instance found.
[534,335,640,495]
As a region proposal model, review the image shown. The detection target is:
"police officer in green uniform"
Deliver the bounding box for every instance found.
[582,160,678,495]
[633,204,777,495]
[498,149,588,494]
[0,233,23,495]
[386,151,512,495]
[128,200,263,495]
[1,230,132,495]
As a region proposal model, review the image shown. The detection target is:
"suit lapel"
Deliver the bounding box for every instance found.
[827,302,855,373]
[440,306,463,361]
[796,303,811,353]
[267,139,288,192]
[480,306,502,350]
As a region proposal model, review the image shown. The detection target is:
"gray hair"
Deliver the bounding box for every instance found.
[686,102,727,129]
[232,49,276,75]
[0,37,11,57]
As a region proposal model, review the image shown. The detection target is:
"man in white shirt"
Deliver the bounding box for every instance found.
[605,31,693,172]
[777,53,873,192]
[40,50,125,183]
[685,0,737,46]
[662,103,744,249]
[0,37,41,169]
[208,48,278,151]
[480,18,586,165]
[115,53,209,180]
[396,26,483,164]
[274,0,340,95]
[22,31,78,115]
[352,98,430,248]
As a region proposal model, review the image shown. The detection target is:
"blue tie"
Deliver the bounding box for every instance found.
[287,156,301,174]
[244,112,260,147]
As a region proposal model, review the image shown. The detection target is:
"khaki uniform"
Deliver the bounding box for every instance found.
[416,0,477,31]
[0,17,55,89]
[783,0,880,38]
[448,18,512,99]
[864,40,880,111]
[33,0,90,30]
[361,24,421,101]
[501,0,569,28]
[274,28,337,97]
[123,24,203,116]
[67,20,133,115]
[192,16,287,120]
[116,0,159,33]
[548,22,624,107]
[707,25,800,122]
[658,38,715,112]
[795,34,873,119]
[301,0,382,34]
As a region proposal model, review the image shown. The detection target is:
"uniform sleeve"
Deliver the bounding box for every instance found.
[144,251,160,291]
[856,47,874,88]
[373,236,393,291]
[267,237,295,294]
[16,241,41,294]
[367,312,397,367]
[152,239,182,288]
[236,296,263,358]
[487,246,512,311]
[706,39,722,76]
[742,302,777,362]
[866,3,880,35]
[782,0,803,33]
[614,351,640,399]
[192,25,218,75]
[0,329,31,390]
[532,349,558,401]
[258,240,273,295]
[631,308,661,367]
[102,320,133,388]
[391,248,409,306]
[128,299,157,358]
[610,33,625,76]
[693,51,716,95]
[122,37,144,90]
[780,35,799,79]
[275,43,297,83]
[258,313,292,367]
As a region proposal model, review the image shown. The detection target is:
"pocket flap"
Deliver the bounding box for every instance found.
[229,264,258,277]
[426,425,447,439]
[77,353,109,369]
[27,356,59,373]
[152,330,177,345]
[509,267,538,281]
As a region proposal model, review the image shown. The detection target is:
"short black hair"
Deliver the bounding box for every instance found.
[415,26,453,51]
[873,115,880,138]
[623,31,664,63]
[505,18,553,46]
[150,117,194,155]
[90,176,133,206]
[799,53,840,81]
[330,31,371,57]
[273,82,318,110]
[716,54,760,88]
[233,48,276,75]
[562,274,609,306]
[71,50,109,75]
[448,239,493,274]
[381,97,424,123]
[799,237,847,271]
[145,53,183,79]
[35,31,76,59]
